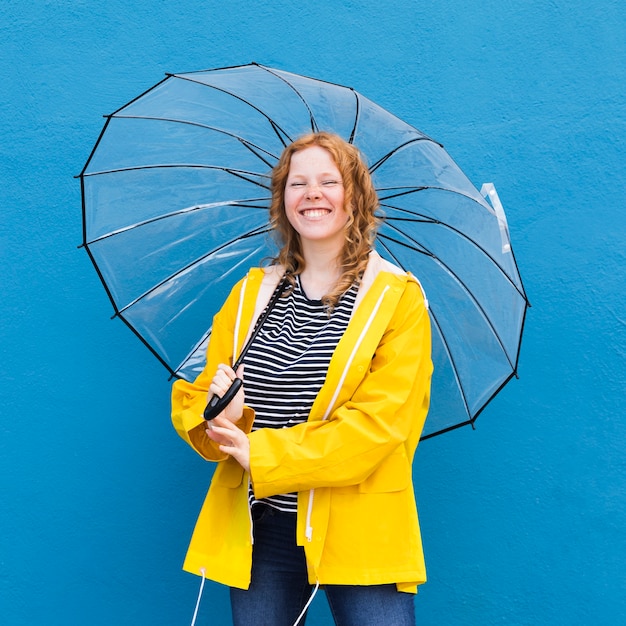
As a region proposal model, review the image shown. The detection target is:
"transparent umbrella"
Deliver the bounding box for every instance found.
[79,62,529,439]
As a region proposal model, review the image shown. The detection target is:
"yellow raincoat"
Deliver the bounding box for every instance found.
[171,251,433,593]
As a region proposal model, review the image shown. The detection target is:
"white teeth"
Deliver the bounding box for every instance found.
[302,209,330,218]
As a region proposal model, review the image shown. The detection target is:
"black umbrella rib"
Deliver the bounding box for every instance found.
[167,63,249,77]
[378,224,518,373]
[258,65,318,133]
[369,136,443,174]
[84,198,270,245]
[376,237,473,422]
[350,92,360,144]
[117,311,179,378]
[173,73,294,148]
[114,226,273,316]
[377,186,428,201]
[111,113,280,169]
[420,419,475,441]
[83,163,271,189]
[78,115,113,179]
[378,184,487,210]
[423,361,527,440]
[79,172,90,245]
[110,75,171,117]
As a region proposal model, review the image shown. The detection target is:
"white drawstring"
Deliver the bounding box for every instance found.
[190,568,206,626]
[189,569,317,626]
[233,276,248,360]
[292,581,320,626]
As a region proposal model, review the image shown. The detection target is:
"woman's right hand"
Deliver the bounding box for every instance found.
[208,363,245,423]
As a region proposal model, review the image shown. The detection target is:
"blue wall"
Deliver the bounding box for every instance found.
[1,1,624,624]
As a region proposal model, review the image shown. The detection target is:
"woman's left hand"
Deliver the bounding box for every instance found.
[205,415,250,472]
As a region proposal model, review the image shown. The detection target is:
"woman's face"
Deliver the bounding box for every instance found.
[284,146,349,252]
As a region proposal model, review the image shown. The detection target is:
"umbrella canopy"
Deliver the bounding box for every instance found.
[79,62,529,440]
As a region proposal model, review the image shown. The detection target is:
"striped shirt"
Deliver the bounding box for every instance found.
[243,275,358,513]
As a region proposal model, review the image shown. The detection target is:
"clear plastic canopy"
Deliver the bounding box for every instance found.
[80,63,529,439]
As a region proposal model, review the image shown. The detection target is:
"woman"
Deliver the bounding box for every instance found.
[171,132,433,626]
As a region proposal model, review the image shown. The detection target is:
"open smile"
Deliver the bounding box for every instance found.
[300,208,332,218]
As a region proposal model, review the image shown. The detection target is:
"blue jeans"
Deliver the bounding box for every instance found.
[230,504,416,626]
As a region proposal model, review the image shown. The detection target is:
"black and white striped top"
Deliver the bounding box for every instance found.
[243,275,358,513]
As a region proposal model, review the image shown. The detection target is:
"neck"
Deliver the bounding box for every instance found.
[299,240,343,300]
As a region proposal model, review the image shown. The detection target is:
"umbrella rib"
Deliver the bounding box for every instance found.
[378,224,518,373]
[350,92,360,144]
[420,419,475,441]
[116,311,179,378]
[110,113,280,169]
[109,75,171,117]
[378,186,428,200]
[256,65,318,133]
[78,116,113,178]
[82,163,271,189]
[369,136,443,173]
[84,198,271,245]
[376,237,473,421]
[173,72,294,148]
[114,226,273,316]
[378,185,490,218]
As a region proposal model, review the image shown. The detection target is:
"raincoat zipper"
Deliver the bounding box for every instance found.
[247,475,254,545]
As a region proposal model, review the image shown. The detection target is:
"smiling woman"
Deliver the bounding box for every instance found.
[171,131,433,626]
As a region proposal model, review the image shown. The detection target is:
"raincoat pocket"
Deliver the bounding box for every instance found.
[213,457,245,488]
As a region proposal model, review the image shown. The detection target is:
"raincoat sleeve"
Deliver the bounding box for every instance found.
[171,278,256,462]
[249,278,432,498]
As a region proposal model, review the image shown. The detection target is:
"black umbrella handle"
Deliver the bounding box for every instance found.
[204,377,243,421]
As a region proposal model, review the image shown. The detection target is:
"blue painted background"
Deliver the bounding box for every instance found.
[2,1,624,624]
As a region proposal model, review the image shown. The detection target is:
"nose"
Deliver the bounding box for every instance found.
[305,183,322,199]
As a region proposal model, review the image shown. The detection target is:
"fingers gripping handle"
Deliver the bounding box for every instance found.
[203,378,243,421]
